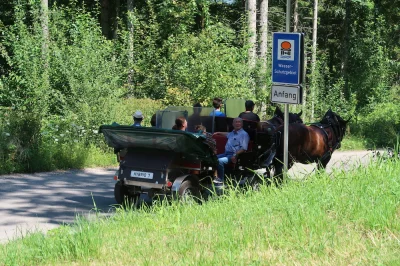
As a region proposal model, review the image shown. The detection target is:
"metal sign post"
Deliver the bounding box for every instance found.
[271,0,304,177]
[284,0,291,176]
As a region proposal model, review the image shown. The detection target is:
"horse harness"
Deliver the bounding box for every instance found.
[310,115,343,161]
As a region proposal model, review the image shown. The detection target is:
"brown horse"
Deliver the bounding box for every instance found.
[273,109,350,181]
[257,106,303,133]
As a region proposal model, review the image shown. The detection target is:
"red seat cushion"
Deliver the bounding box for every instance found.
[212,134,253,154]
[212,135,228,154]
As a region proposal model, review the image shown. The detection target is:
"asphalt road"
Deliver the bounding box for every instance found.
[0,150,372,243]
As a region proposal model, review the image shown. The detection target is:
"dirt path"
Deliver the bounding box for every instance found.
[0,150,373,243]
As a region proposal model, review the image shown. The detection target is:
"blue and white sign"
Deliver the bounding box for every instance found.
[272,32,303,85]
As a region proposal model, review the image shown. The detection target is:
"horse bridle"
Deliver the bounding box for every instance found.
[326,114,345,150]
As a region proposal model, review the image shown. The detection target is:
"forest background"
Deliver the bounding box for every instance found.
[0,0,399,174]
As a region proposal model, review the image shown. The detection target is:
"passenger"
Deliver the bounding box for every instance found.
[239,100,260,122]
[150,113,157,127]
[212,117,249,184]
[187,103,202,132]
[209,97,226,117]
[132,110,144,127]
[172,116,187,131]
[195,125,217,154]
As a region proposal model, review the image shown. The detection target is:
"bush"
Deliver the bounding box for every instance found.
[352,103,400,147]
[0,109,42,173]
[0,98,164,174]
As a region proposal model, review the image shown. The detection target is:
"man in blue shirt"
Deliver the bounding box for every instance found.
[213,117,249,184]
[209,97,226,117]
[132,110,143,126]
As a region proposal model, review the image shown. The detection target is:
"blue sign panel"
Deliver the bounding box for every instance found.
[272,32,303,85]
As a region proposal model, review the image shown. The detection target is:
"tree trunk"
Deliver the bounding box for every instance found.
[40,0,49,68]
[127,0,134,93]
[259,0,269,114]
[247,0,257,67]
[259,0,269,62]
[310,0,318,121]
[293,0,300,114]
[196,0,207,30]
[342,0,350,99]
[40,0,50,113]
[112,0,120,39]
[101,0,110,39]
[293,0,299,33]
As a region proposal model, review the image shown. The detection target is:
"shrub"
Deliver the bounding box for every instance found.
[352,103,400,147]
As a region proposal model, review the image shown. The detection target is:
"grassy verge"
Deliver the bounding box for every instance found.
[1,158,399,265]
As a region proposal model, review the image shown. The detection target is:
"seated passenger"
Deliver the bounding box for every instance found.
[150,113,157,127]
[187,103,202,132]
[132,110,144,127]
[239,100,260,122]
[172,117,187,131]
[212,117,249,184]
[195,125,217,154]
[209,97,226,117]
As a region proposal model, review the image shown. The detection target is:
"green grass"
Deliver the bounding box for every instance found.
[1,159,399,265]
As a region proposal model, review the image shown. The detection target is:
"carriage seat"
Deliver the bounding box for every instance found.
[212,134,254,169]
[212,134,253,154]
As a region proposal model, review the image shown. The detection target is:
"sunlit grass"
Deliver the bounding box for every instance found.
[1,158,399,265]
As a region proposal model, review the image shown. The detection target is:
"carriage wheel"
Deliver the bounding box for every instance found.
[179,180,201,204]
[114,181,126,205]
[263,170,275,186]
[114,182,137,207]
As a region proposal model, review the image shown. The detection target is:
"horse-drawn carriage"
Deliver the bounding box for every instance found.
[100,98,349,206]
[100,99,284,206]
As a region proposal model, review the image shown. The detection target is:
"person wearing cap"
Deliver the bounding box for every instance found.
[132,110,144,126]
[239,100,260,122]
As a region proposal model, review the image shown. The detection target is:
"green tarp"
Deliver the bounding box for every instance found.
[99,125,217,165]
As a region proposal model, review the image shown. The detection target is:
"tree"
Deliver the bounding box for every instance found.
[247,0,257,67]
[310,0,318,120]
[100,0,110,38]
[258,0,269,109]
[127,0,134,92]
[259,0,269,63]
[293,0,299,32]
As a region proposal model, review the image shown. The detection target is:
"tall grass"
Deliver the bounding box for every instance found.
[1,158,399,265]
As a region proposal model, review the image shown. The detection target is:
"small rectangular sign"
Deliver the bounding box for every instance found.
[272,32,304,85]
[131,171,154,179]
[271,85,302,104]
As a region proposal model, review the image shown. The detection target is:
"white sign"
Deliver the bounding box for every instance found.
[271,85,302,104]
[131,171,154,179]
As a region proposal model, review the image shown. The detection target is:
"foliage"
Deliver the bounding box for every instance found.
[352,102,400,147]
[0,0,400,173]
[0,2,125,173]
[163,24,252,104]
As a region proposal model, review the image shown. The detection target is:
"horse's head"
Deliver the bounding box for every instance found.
[321,109,350,141]
[258,107,303,133]
[333,112,350,141]
[270,106,303,125]
[289,110,303,124]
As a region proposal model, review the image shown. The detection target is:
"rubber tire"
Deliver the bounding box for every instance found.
[178,180,201,203]
[114,181,126,205]
[248,174,262,191]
